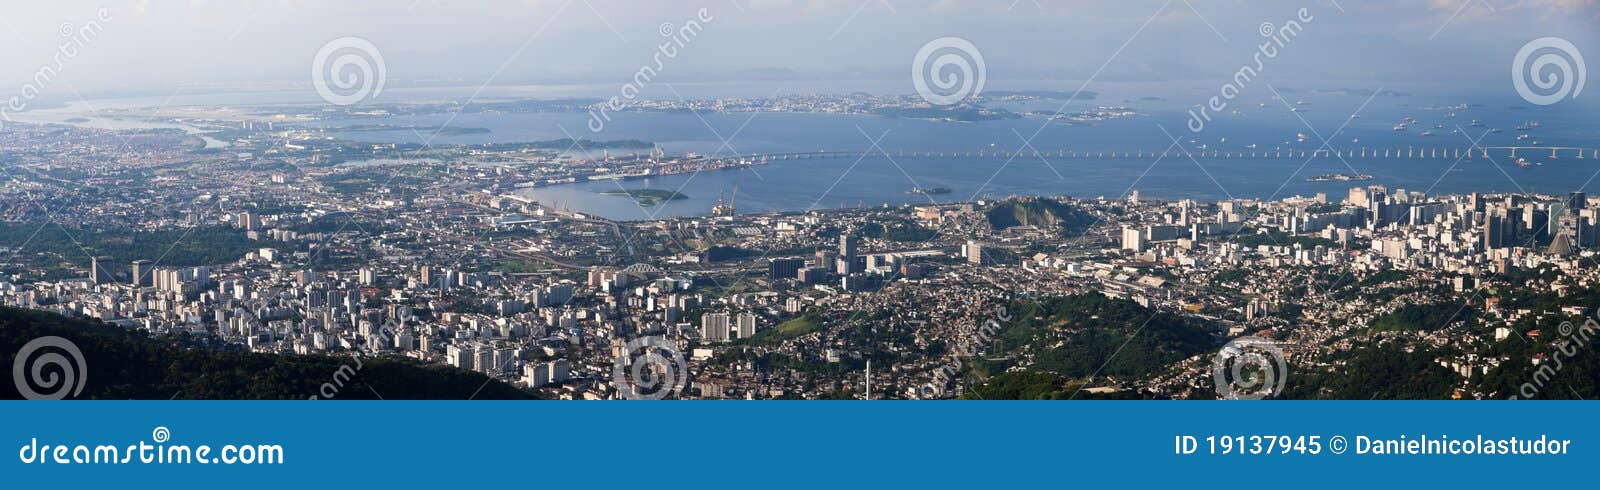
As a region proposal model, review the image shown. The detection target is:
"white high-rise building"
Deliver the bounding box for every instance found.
[545,283,575,305]
[1121,227,1146,252]
[963,241,984,266]
[548,359,570,385]
[447,345,474,371]
[525,363,550,388]
[474,346,495,374]
[736,312,758,339]
[702,312,731,342]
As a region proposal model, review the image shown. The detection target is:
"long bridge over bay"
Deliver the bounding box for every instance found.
[746,146,1600,162]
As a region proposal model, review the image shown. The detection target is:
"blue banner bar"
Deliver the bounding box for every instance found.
[3,401,1591,489]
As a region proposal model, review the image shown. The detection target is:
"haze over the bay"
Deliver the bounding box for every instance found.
[2,0,1597,99]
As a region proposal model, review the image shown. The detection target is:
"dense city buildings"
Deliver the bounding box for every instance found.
[1,109,1596,400]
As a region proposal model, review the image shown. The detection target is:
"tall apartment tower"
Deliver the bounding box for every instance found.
[837,235,861,274]
[131,260,152,287]
[1482,210,1506,251]
[736,312,758,339]
[90,256,114,284]
[702,312,731,342]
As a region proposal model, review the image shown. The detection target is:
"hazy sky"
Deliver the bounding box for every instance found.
[0,0,1595,99]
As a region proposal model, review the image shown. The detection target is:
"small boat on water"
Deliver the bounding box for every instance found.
[1516,157,1534,169]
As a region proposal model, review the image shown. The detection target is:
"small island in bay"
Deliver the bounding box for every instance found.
[601,188,688,206]
[1306,173,1374,182]
[337,124,492,136]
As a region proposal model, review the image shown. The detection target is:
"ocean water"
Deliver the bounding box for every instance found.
[516,151,1600,221]
[309,90,1599,220]
[36,82,1600,221]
